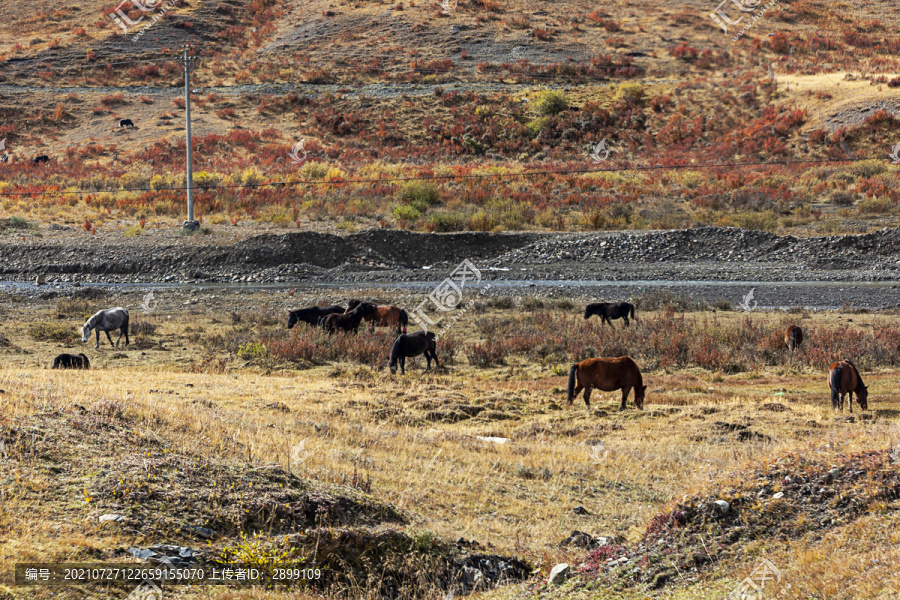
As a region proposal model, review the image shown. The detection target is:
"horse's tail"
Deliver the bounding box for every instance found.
[399,309,408,333]
[567,364,578,404]
[829,364,842,406]
[630,303,636,320]
[389,335,403,371]
[121,311,130,335]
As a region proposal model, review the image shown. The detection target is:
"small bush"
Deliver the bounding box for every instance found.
[530,90,569,116]
[28,322,75,344]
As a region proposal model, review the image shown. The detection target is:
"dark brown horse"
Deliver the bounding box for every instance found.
[584,302,636,327]
[287,305,345,328]
[785,324,804,360]
[389,331,440,374]
[828,359,868,412]
[347,299,408,335]
[322,303,375,334]
[52,353,90,369]
[567,356,646,410]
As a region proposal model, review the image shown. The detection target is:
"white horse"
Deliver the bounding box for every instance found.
[81,307,130,349]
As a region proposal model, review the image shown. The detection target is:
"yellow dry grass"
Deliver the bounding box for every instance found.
[1,296,900,599]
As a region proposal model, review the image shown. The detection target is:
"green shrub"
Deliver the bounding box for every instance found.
[398,181,440,212]
[392,204,422,223]
[531,90,569,116]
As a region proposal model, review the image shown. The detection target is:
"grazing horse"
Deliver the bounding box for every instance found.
[785,324,804,360]
[347,299,409,334]
[389,331,440,374]
[287,305,345,329]
[828,359,868,412]
[81,307,130,349]
[52,353,90,369]
[567,356,646,410]
[584,302,636,327]
[322,303,375,334]
[33,155,49,164]
[119,119,135,129]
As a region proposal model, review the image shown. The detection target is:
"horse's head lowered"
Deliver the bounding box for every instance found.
[857,384,868,410]
[634,384,648,410]
[80,319,93,343]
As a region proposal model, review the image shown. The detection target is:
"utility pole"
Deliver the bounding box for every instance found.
[181,45,200,231]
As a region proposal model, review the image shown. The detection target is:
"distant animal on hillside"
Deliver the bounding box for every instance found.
[0,154,7,163]
[567,356,646,410]
[584,302,636,327]
[287,305,345,329]
[828,359,868,412]
[81,307,130,349]
[347,299,409,335]
[785,324,804,360]
[119,118,135,129]
[52,353,90,369]
[389,331,440,375]
[322,303,376,334]
[33,155,49,164]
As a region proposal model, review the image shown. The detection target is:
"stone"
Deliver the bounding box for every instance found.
[713,500,730,513]
[182,525,216,539]
[548,563,570,584]
[772,492,784,499]
[99,514,126,523]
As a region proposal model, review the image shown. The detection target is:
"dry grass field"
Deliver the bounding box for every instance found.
[2,289,900,598]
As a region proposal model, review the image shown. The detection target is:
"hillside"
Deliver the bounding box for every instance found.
[1,0,899,235]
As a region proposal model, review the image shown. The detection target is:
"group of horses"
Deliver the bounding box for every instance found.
[49,302,870,413]
[287,300,409,335]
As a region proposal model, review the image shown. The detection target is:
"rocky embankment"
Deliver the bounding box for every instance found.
[3,226,900,308]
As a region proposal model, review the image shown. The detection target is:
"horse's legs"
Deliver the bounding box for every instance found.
[105,330,115,347]
[95,330,101,349]
[621,387,631,410]
[122,326,129,347]
[400,356,406,375]
[623,316,630,327]
[848,392,853,414]
[583,384,592,408]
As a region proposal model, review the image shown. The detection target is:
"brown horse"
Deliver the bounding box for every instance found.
[567,356,646,410]
[785,324,804,360]
[347,299,408,335]
[322,303,375,334]
[828,359,868,412]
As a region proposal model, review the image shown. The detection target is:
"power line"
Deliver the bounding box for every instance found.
[0,156,883,197]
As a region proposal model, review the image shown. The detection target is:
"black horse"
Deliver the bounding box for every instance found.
[322,303,375,334]
[389,331,439,374]
[33,155,49,164]
[584,302,636,327]
[287,305,345,329]
[52,353,90,369]
[119,119,135,129]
